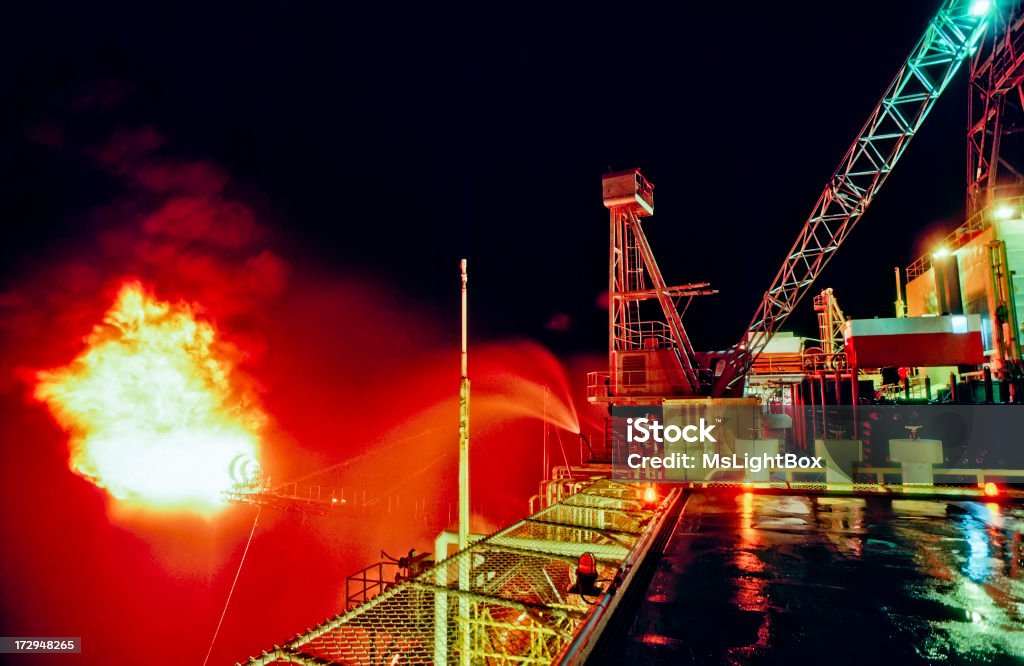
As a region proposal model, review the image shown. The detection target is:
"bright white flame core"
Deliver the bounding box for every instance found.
[35,282,264,513]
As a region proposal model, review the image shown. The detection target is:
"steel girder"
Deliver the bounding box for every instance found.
[967,3,1024,215]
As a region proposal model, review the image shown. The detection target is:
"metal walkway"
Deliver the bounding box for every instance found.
[240,479,679,665]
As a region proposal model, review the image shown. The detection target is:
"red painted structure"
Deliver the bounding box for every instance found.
[843,315,985,368]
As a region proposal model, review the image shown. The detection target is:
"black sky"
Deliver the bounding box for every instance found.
[1,0,974,355]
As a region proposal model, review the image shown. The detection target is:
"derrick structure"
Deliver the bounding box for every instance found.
[592,169,717,403]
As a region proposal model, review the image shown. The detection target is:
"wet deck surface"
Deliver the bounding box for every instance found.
[611,493,1024,665]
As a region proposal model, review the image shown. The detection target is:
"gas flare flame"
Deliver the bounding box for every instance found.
[34,281,263,513]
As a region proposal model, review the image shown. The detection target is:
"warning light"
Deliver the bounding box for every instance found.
[983,482,999,498]
[568,552,601,596]
[578,552,596,576]
[644,486,657,504]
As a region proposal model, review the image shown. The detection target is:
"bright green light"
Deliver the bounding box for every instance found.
[994,204,1015,220]
[969,0,992,17]
[933,247,950,259]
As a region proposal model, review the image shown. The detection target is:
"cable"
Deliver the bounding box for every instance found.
[277,427,443,489]
[202,508,261,666]
[361,450,454,506]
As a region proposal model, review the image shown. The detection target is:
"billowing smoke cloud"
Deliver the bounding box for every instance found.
[1,120,287,395]
[0,93,585,665]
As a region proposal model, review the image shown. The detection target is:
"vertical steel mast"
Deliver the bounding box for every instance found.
[457,258,471,666]
[458,259,470,549]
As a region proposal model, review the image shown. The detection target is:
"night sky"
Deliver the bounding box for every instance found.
[2,0,970,353]
[0,1,987,663]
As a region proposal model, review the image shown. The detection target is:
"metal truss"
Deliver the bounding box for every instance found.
[224,478,343,515]
[607,196,717,397]
[967,2,1024,215]
[713,0,991,395]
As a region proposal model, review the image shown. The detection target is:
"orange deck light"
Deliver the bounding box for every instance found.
[569,552,601,596]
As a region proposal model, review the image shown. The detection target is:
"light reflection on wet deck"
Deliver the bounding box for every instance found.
[611,493,1024,665]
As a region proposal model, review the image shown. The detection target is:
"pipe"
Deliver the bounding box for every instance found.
[820,375,828,439]
[851,374,859,439]
[808,378,817,441]
[894,266,905,318]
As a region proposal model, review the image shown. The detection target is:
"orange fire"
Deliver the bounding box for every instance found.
[34,281,264,513]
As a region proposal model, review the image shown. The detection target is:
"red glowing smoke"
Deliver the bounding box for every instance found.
[1,118,591,665]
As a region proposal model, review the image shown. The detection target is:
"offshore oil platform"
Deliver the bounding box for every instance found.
[236,1,1024,663]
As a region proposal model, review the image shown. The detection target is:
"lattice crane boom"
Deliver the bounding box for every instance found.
[711,0,992,395]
